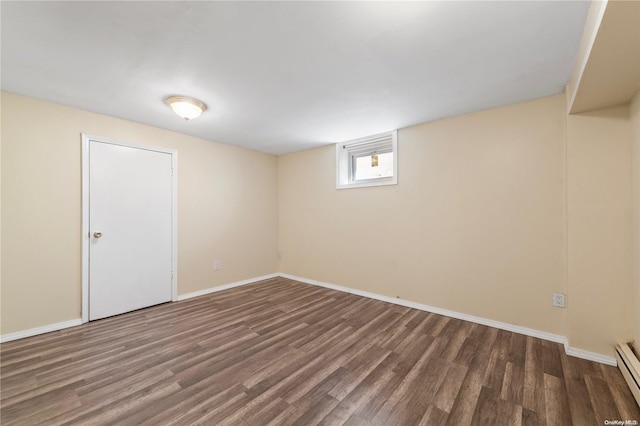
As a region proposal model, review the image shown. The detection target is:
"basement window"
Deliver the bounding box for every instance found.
[336,130,398,189]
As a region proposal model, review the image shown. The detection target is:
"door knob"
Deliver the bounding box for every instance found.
[93,232,103,238]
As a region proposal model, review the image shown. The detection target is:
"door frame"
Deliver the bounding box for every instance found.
[81,134,178,323]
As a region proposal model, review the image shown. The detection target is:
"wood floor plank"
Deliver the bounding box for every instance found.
[384,356,450,425]
[445,359,485,425]
[1,277,636,425]
[327,344,391,401]
[347,353,406,422]
[57,380,182,426]
[500,361,525,404]
[544,373,573,425]
[521,407,539,426]
[1,386,81,426]
[419,405,449,425]
[585,375,622,422]
[484,351,508,392]
[542,343,564,378]
[471,385,522,426]
[608,380,640,422]
[323,351,398,424]
[523,337,547,425]
[374,336,448,423]
[432,362,468,413]
[559,350,596,425]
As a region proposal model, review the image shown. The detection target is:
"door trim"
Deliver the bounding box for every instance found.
[81,134,178,323]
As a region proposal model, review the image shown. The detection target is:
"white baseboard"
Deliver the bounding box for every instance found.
[177,273,280,301]
[0,319,83,344]
[278,273,617,367]
[1,273,279,343]
[0,272,618,367]
[565,345,617,366]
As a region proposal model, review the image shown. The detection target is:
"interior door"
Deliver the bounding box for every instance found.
[89,140,173,321]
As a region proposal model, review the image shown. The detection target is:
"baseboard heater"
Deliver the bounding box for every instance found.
[615,342,640,406]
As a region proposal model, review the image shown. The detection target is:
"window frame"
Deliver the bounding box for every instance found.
[336,130,398,189]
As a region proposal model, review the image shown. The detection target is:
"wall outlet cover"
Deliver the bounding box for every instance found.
[553,292,566,308]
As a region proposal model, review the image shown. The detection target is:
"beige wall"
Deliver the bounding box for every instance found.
[568,1,640,114]
[566,105,633,355]
[563,0,639,356]
[2,89,636,357]
[279,94,569,336]
[1,92,278,334]
[631,91,640,348]
[0,96,3,333]
[279,93,636,356]
[566,0,607,112]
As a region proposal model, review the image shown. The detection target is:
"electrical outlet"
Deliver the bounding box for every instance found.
[552,292,565,308]
[214,260,220,271]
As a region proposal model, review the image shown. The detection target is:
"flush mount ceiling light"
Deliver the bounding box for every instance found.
[165,95,207,121]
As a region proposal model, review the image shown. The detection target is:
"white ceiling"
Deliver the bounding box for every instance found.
[1,1,590,155]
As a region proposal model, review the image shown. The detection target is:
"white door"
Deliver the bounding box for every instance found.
[88,140,173,321]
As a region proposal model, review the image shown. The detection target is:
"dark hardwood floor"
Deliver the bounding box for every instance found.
[1,277,638,425]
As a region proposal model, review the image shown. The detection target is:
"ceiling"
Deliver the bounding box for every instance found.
[1,1,590,155]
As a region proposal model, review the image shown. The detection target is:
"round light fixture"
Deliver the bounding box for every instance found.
[165,95,207,120]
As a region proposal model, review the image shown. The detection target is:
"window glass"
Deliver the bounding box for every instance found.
[354,152,394,181]
[336,130,397,189]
